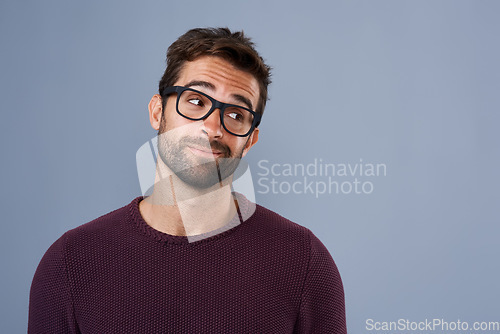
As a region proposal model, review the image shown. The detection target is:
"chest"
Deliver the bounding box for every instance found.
[69,248,303,333]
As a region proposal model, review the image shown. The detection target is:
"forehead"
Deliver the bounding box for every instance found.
[175,56,260,107]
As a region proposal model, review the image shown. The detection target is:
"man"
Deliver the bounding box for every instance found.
[29,27,347,333]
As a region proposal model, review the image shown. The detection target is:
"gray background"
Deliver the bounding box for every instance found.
[1,0,499,332]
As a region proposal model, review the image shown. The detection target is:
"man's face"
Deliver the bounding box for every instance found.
[153,56,260,189]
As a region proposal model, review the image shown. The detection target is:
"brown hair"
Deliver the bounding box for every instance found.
[159,27,271,118]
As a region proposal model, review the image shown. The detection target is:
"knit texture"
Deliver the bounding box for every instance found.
[29,197,346,333]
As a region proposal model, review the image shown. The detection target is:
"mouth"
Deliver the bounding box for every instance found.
[187,146,224,158]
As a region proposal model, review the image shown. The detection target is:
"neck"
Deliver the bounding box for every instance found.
[139,163,239,237]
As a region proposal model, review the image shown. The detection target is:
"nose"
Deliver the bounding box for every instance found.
[201,108,223,138]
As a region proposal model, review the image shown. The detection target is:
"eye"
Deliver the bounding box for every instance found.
[226,111,244,122]
[188,98,204,107]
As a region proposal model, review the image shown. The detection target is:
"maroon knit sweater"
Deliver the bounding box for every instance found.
[29,197,346,333]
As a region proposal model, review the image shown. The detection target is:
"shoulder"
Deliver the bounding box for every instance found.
[51,198,140,258]
[247,203,332,259]
[233,192,311,247]
[250,203,311,239]
[253,203,308,232]
[65,198,138,238]
[250,203,340,268]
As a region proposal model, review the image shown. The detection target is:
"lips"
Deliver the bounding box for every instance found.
[188,145,223,158]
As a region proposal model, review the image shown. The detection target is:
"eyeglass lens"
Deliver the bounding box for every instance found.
[178,90,254,136]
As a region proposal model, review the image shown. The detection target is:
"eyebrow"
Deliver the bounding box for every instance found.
[232,94,254,111]
[184,80,254,111]
[184,80,215,91]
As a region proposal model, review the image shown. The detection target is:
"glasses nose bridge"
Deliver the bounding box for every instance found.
[204,99,226,121]
[200,99,226,134]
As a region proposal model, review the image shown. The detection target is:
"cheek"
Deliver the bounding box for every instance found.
[160,114,204,141]
[158,112,167,133]
[232,138,250,156]
[160,108,192,133]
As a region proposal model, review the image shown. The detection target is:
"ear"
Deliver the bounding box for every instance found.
[241,127,259,158]
[148,94,163,131]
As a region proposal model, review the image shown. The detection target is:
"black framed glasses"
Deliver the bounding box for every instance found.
[162,86,261,137]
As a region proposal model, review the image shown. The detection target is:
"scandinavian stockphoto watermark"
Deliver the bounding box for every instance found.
[256,158,387,198]
[366,318,500,333]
